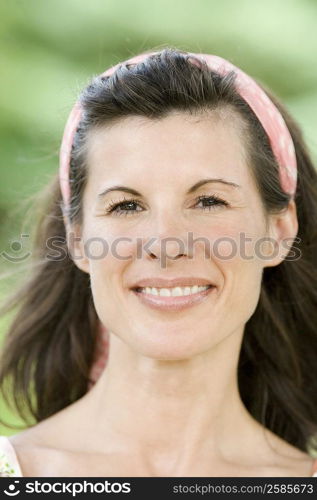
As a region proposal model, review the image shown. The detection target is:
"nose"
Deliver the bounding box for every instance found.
[147,237,188,261]
[141,212,192,266]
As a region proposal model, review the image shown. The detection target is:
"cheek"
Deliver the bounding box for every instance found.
[87,251,129,329]
[202,215,266,262]
[82,216,137,263]
[83,223,136,316]
[206,218,265,318]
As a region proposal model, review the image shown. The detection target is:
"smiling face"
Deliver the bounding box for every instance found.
[71,110,294,359]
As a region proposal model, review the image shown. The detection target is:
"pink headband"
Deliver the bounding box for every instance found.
[59,51,298,389]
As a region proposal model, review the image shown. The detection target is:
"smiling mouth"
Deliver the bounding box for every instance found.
[130,284,216,312]
[133,284,213,297]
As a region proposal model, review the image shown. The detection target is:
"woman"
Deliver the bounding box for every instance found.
[0,47,317,477]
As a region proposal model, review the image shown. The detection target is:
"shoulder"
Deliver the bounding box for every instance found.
[4,406,85,477]
[6,426,64,477]
[0,436,23,477]
[261,428,317,477]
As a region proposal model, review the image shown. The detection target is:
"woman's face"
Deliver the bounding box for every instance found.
[73,111,286,359]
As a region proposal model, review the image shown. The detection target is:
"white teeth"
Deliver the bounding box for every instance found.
[140,285,211,297]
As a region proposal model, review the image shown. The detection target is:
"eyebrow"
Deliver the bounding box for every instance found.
[98,178,241,198]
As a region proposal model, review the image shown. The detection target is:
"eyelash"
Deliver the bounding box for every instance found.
[105,195,229,216]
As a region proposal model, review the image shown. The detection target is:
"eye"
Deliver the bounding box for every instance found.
[105,197,143,216]
[195,194,229,210]
[105,194,229,217]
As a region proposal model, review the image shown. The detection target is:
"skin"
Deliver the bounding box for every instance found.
[9,111,315,477]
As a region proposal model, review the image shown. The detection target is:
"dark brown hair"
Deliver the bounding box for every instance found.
[1,47,317,455]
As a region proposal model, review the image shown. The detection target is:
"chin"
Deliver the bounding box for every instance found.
[127,329,213,361]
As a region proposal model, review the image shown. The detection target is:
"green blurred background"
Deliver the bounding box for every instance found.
[1,0,317,436]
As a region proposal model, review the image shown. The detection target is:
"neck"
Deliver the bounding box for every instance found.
[76,328,270,474]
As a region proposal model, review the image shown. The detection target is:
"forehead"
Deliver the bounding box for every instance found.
[84,110,251,189]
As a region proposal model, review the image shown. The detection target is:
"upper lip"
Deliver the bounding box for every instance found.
[130,277,216,289]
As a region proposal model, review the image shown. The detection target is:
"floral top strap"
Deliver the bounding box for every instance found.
[0,436,23,477]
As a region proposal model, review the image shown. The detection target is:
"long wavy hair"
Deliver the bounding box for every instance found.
[1,47,317,455]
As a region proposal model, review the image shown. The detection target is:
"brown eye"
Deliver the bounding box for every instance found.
[196,195,229,210]
[106,198,143,216]
[105,194,229,217]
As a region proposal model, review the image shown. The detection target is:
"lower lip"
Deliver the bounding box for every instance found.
[131,286,216,312]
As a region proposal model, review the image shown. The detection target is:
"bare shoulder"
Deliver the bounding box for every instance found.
[7,438,60,477]
[8,423,131,477]
[8,413,72,477]
[7,413,128,477]
[8,415,316,477]
[261,428,315,477]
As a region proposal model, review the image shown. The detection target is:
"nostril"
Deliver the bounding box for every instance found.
[173,253,186,259]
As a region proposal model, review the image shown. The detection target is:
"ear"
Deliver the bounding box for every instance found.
[262,199,299,268]
[64,218,90,275]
